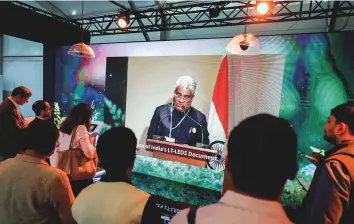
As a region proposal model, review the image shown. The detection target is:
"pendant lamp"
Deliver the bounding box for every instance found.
[225,4,261,55]
[68,0,95,58]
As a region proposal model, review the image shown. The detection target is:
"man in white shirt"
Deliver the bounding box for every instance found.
[71,127,152,224]
[170,114,298,224]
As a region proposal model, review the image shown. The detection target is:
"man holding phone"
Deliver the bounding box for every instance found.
[301,103,354,224]
[305,147,323,166]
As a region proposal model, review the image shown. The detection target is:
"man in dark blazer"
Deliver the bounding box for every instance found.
[0,86,32,161]
[147,76,210,147]
[30,100,57,165]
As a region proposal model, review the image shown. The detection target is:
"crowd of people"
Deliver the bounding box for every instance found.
[0,85,354,224]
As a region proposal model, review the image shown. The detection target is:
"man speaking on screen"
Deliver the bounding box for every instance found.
[147,76,210,147]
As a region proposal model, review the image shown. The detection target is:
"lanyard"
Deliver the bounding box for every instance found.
[169,104,189,137]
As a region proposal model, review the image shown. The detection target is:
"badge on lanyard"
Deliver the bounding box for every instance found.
[190,127,197,134]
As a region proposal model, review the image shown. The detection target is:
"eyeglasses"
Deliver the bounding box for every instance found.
[174,92,193,102]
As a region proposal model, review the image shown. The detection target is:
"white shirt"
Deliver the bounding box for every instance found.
[50,125,95,168]
[169,190,293,224]
[72,181,150,224]
[8,97,25,127]
[8,97,19,108]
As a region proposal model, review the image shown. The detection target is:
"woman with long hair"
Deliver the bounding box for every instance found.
[50,103,96,197]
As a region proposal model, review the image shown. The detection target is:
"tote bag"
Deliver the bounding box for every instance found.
[57,128,98,181]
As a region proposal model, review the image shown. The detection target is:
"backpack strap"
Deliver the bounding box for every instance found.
[325,152,354,222]
[325,152,354,183]
[187,207,198,224]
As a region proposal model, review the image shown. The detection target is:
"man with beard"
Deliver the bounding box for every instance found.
[147,76,209,147]
[30,100,54,124]
[301,103,354,224]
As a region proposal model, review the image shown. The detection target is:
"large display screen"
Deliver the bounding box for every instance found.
[55,32,354,207]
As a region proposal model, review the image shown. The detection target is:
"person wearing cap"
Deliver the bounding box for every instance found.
[147,76,210,146]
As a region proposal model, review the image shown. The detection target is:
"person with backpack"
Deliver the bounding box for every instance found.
[301,102,354,224]
[170,114,298,224]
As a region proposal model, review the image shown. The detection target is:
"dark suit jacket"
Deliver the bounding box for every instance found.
[147,103,210,146]
[29,117,57,128]
[0,98,25,159]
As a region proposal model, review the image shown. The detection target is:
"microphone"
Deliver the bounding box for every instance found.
[157,104,175,137]
[181,106,205,147]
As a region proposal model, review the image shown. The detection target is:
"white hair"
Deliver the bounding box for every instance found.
[176,76,197,94]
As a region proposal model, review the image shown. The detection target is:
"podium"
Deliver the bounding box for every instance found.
[146,139,217,168]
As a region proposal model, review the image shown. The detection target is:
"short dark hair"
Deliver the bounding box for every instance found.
[11,86,32,98]
[227,114,298,200]
[32,100,48,116]
[331,103,354,134]
[22,120,59,156]
[96,127,137,173]
[59,103,93,135]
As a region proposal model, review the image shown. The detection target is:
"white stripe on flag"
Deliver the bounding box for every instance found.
[208,102,226,143]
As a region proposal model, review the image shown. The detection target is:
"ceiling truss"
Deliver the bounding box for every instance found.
[81,1,354,36]
[10,1,354,37]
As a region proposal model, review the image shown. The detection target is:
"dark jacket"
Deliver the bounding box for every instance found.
[0,98,25,159]
[300,141,354,224]
[29,117,57,128]
[147,103,210,146]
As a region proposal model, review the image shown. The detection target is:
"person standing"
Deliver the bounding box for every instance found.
[30,100,54,125]
[0,120,75,224]
[0,86,32,161]
[301,103,354,224]
[170,114,298,224]
[50,103,96,197]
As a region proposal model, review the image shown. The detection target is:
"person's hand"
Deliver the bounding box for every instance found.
[306,152,323,166]
[55,141,60,148]
[89,135,96,145]
[90,132,99,137]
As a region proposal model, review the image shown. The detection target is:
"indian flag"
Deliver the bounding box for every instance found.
[208,56,229,144]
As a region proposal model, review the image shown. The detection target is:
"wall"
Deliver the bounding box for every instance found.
[55,32,354,161]
[54,32,354,206]
[2,35,43,117]
[0,76,3,102]
[228,54,285,130]
[0,35,3,101]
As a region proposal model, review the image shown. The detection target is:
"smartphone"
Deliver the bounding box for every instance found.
[305,155,318,162]
[90,132,99,137]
